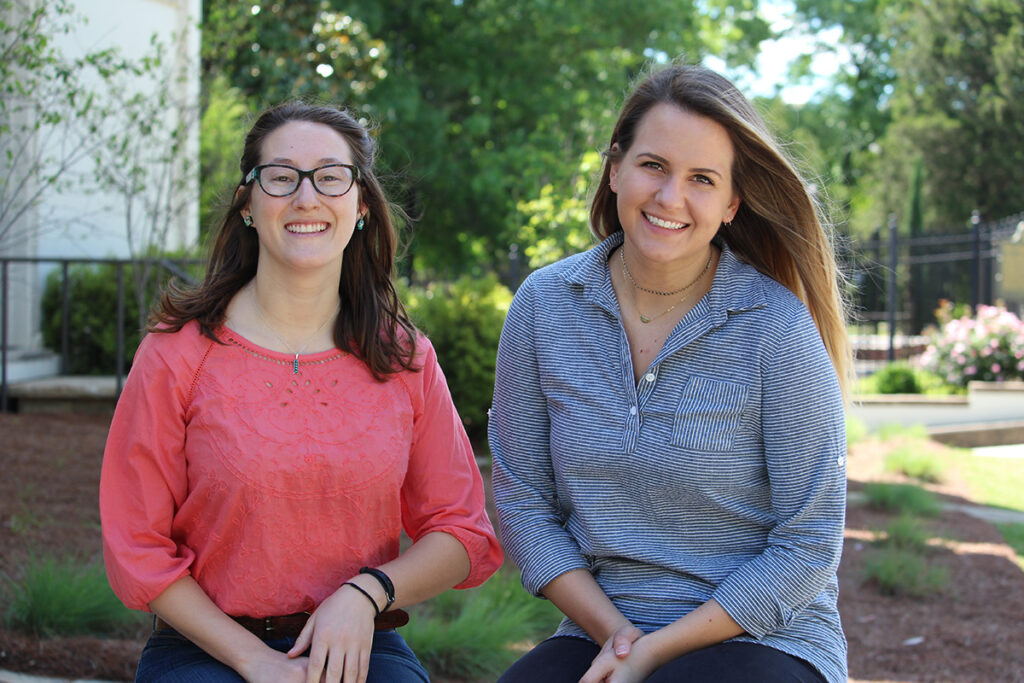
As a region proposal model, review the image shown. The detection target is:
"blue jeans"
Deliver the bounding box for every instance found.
[134,627,430,682]
[498,637,826,683]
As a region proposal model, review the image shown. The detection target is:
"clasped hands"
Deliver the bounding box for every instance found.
[579,623,659,683]
[245,581,378,683]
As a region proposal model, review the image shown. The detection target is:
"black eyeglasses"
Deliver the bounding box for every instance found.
[244,163,360,197]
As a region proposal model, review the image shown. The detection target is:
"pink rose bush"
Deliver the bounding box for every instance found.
[919,302,1024,387]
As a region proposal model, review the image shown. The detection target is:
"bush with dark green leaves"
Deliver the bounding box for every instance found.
[871,362,920,394]
[41,260,197,375]
[402,276,513,444]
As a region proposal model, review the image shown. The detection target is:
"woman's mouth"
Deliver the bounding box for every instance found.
[643,212,688,230]
[285,222,330,234]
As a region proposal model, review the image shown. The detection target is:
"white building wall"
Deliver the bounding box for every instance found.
[1,0,200,373]
[45,0,201,260]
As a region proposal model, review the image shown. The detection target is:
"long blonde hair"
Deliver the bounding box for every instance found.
[591,63,853,399]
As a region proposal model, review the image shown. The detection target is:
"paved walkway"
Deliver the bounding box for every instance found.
[848,490,1024,525]
[0,671,117,683]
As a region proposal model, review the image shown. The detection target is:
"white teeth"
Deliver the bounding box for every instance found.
[286,223,329,234]
[644,212,686,230]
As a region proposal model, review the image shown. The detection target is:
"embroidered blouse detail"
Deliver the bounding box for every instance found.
[101,321,501,618]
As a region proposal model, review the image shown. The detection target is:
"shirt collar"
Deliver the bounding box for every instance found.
[562,231,770,322]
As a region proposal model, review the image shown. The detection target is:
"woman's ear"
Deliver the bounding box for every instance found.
[234,186,251,223]
[726,194,741,223]
[608,144,622,194]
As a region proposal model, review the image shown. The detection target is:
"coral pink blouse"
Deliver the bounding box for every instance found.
[100,321,501,617]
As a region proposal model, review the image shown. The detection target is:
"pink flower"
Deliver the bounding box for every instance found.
[992,364,1002,373]
[965,366,977,375]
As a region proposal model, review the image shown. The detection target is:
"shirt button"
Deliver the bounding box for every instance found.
[837,455,845,467]
[629,405,637,415]
[644,373,655,383]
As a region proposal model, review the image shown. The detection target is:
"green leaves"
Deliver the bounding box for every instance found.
[201,0,769,273]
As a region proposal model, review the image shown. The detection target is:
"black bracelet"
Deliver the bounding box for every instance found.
[343,581,381,617]
[359,566,396,612]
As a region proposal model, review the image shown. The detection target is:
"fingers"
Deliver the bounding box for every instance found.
[579,655,614,683]
[612,625,643,658]
[289,619,314,657]
[305,641,327,683]
[326,648,344,683]
[340,647,370,683]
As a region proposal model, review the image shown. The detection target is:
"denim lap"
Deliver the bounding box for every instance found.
[135,628,429,682]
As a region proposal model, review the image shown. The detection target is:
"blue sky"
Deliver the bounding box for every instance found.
[704,0,847,104]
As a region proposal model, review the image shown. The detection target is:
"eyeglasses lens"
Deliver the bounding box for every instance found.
[258,165,354,197]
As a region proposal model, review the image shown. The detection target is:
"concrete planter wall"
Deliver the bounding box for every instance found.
[850,381,1024,447]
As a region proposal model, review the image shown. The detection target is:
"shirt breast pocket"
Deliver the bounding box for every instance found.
[671,376,750,452]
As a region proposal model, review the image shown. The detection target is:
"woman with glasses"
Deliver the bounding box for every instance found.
[490,63,851,683]
[100,102,502,683]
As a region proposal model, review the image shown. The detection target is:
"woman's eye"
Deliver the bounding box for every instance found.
[642,161,663,171]
[694,174,713,185]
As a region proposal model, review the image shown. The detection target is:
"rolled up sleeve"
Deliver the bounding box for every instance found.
[711,311,847,638]
[399,337,503,589]
[100,334,196,611]
[489,277,590,595]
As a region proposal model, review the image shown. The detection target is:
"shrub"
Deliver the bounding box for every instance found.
[863,547,948,597]
[880,515,932,552]
[1,554,144,637]
[846,416,869,446]
[403,275,513,443]
[40,263,145,374]
[40,259,197,375]
[919,302,1024,387]
[403,569,562,678]
[863,483,941,517]
[883,444,946,483]
[875,423,929,441]
[870,362,920,394]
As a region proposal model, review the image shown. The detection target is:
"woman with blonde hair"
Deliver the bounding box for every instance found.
[101,102,502,683]
[490,63,851,683]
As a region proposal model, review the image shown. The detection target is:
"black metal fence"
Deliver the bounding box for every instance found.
[843,210,1023,360]
[0,256,199,412]
[2,210,1022,411]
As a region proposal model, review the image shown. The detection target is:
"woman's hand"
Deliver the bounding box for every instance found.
[239,649,310,683]
[603,623,644,660]
[288,583,379,683]
[579,633,657,683]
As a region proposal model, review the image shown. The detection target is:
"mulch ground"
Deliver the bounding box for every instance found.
[1,413,1023,682]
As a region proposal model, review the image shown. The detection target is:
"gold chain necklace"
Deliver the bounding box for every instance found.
[250,286,340,374]
[623,250,713,324]
[620,249,691,296]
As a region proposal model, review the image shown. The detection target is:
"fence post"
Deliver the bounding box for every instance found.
[61,261,70,374]
[970,210,981,308]
[507,243,521,292]
[1,260,8,412]
[887,213,899,362]
[116,263,125,397]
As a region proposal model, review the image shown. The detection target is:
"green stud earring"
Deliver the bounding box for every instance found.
[243,215,254,227]
[356,217,365,231]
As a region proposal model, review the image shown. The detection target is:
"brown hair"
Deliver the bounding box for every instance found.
[591,63,852,397]
[150,102,418,379]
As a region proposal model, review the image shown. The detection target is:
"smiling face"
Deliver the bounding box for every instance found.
[241,120,364,277]
[609,103,741,270]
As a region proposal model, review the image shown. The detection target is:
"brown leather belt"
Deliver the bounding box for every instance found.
[154,609,409,640]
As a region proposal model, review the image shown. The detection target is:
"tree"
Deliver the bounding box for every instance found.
[787,0,1024,234]
[0,0,131,249]
[82,29,201,331]
[200,0,771,273]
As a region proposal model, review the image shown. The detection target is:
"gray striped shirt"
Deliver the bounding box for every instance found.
[489,232,847,682]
